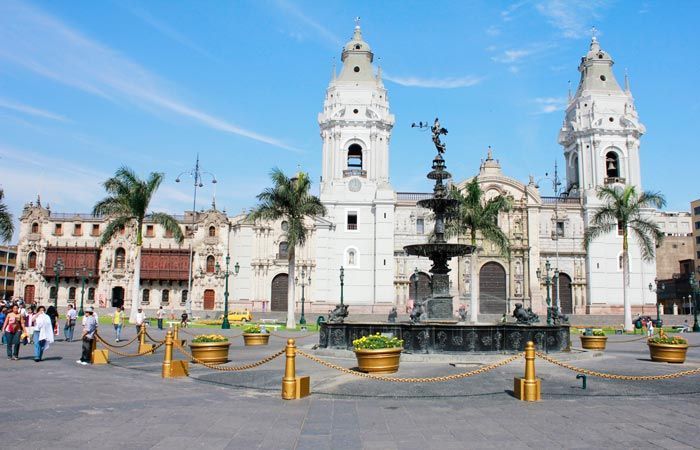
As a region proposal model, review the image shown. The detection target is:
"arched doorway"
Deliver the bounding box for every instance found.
[553,272,573,315]
[111,286,124,308]
[479,262,507,314]
[203,289,215,310]
[271,274,288,312]
[409,272,431,304]
[24,285,35,304]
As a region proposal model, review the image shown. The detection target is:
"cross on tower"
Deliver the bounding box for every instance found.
[354,16,361,27]
[590,26,598,40]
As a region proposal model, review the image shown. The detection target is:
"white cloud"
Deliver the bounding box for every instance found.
[485,25,501,37]
[501,1,529,22]
[534,97,567,113]
[535,0,610,38]
[0,0,299,152]
[492,49,534,63]
[383,74,484,89]
[0,97,70,123]
[274,0,341,47]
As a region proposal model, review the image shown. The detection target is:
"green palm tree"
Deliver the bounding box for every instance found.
[583,185,665,332]
[0,189,13,243]
[93,167,184,322]
[446,179,511,322]
[249,168,326,329]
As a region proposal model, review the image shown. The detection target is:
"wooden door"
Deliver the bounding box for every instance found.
[203,289,215,310]
[24,285,35,304]
[479,262,507,314]
[111,287,124,308]
[270,274,288,312]
[553,273,573,314]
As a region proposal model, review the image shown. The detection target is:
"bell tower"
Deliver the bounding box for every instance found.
[314,22,396,310]
[558,36,645,203]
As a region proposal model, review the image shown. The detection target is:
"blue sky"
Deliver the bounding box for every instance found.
[1,0,698,238]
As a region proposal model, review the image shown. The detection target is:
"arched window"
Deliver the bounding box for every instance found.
[278,241,289,259]
[88,287,95,302]
[570,153,580,188]
[208,226,216,237]
[69,287,76,300]
[142,289,150,304]
[161,289,169,305]
[347,144,363,169]
[181,290,188,304]
[31,222,39,233]
[346,247,359,267]
[206,255,215,273]
[27,252,37,269]
[115,248,126,269]
[49,286,57,300]
[606,151,620,179]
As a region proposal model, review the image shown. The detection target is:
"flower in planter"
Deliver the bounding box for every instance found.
[353,333,404,350]
[192,334,229,343]
[591,329,606,337]
[243,324,267,334]
[648,330,686,345]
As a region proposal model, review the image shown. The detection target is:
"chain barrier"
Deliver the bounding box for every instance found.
[172,341,285,372]
[602,335,648,344]
[95,333,165,357]
[296,350,523,383]
[144,330,166,344]
[535,351,700,381]
[92,333,140,348]
[270,331,317,339]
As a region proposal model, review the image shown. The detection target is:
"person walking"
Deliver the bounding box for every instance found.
[32,306,54,362]
[3,304,24,360]
[135,308,145,334]
[156,306,164,330]
[112,306,123,342]
[64,304,77,342]
[77,307,97,365]
[647,319,654,337]
[24,305,35,344]
[0,307,6,345]
[180,311,188,328]
[46,305,59,336]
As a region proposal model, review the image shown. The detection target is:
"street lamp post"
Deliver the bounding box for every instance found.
[648,279,664,328]
[217,258,240,330]
[690,272,700,332]
[536,260,557,326]
[176,154,217,317]
[52,257,64,309]
[296,268,311,327]
[339,266,345,306]
[413,267,419,307]
[77,267,93,317]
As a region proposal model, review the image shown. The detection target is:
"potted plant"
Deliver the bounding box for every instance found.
[190,334,230,364]
[648,331,688,363]
[242,324,270,346]
[580,329,608,350]
[353,333,404,374]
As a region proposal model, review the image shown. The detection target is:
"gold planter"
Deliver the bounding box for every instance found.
[354,347,402,374]
[189,341,230,364]
[243,333,270,346]
[580,335,608,350]
[648,342,688,363]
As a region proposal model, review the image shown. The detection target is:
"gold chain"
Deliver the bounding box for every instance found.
[144,331,165,344]
[604,335,648,344]
[173,341,284,372]
[269,331,317,339]
[93,333,140,348]
[176,328,242,340]
[95,333,164,357]
[535,351,700,381]
[296,350,523,383]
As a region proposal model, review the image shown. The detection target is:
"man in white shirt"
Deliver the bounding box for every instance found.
[64,304,78,342]
[135,308,145,334]
[156,306,164,330]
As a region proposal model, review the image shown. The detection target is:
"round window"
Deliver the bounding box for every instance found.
[609,117,614,122]
[353,66,360,73]
[353,108,359,114]
[281,221,289,232]
[600,75,607,81]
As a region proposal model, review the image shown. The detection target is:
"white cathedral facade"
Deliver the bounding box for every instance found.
[14,26,658,317]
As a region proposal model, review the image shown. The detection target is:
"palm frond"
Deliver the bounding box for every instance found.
[150,212,184,244]
[99,215,131,246]
[0,189,14,243]
[583,223,616,250]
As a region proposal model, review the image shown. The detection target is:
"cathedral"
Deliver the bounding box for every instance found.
[13,25,659,317]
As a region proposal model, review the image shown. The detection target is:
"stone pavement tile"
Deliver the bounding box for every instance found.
[362,441,399,450]
[295,435,332,450]
[647,438,697,450]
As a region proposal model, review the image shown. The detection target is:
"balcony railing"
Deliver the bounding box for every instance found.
[347,224,358,230]
[541,196,581,205]
[604,177,626,185]
[396,192,433,202]
[343,169,367,178]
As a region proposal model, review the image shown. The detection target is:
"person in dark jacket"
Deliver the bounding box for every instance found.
[46,305,59,336]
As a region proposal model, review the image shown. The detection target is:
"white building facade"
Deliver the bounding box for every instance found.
[14,28,664,317]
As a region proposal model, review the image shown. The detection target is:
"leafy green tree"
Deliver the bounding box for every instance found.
[583,185,665,331]
[0,189,13,243]
[446,179,511,322]
[249,168,325,328]
[93,167,184,322]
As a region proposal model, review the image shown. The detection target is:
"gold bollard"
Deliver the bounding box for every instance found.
[514,341,541,401]
[138,323,155,354]
[281,338,310,400]
[162,330,188,378]
[90,337,109,364]
[174,323,185,347]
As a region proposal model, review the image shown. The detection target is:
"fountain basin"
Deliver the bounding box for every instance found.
[404,243,474,259]
[319,322,570,353]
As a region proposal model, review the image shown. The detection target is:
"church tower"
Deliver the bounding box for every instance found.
[558,36,655,315]
[314,23,396,310]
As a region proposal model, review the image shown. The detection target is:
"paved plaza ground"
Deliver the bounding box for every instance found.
[3,326,700,449]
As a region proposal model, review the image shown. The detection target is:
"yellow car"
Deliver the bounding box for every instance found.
[226,310,252,323]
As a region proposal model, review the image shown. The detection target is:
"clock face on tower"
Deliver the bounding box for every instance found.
[348,178,362,192]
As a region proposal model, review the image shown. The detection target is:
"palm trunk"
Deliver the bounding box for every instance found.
[622,233,632,332]
[286,247,296,329]
[129,245,141,324]
[469,232,480,323]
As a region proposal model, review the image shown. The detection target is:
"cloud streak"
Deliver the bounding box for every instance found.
[0,97,70,123]
[383,74,483,89]
[274,0,341,47]
[535,0,610,39]
[0,0,299,152]
[533,97,567,113]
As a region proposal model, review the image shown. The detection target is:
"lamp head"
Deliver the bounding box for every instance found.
[212,178,218,184]
[648,282,653,292]
[175,177,181,183]
[215,262,220,272]
[234,262,240,274]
